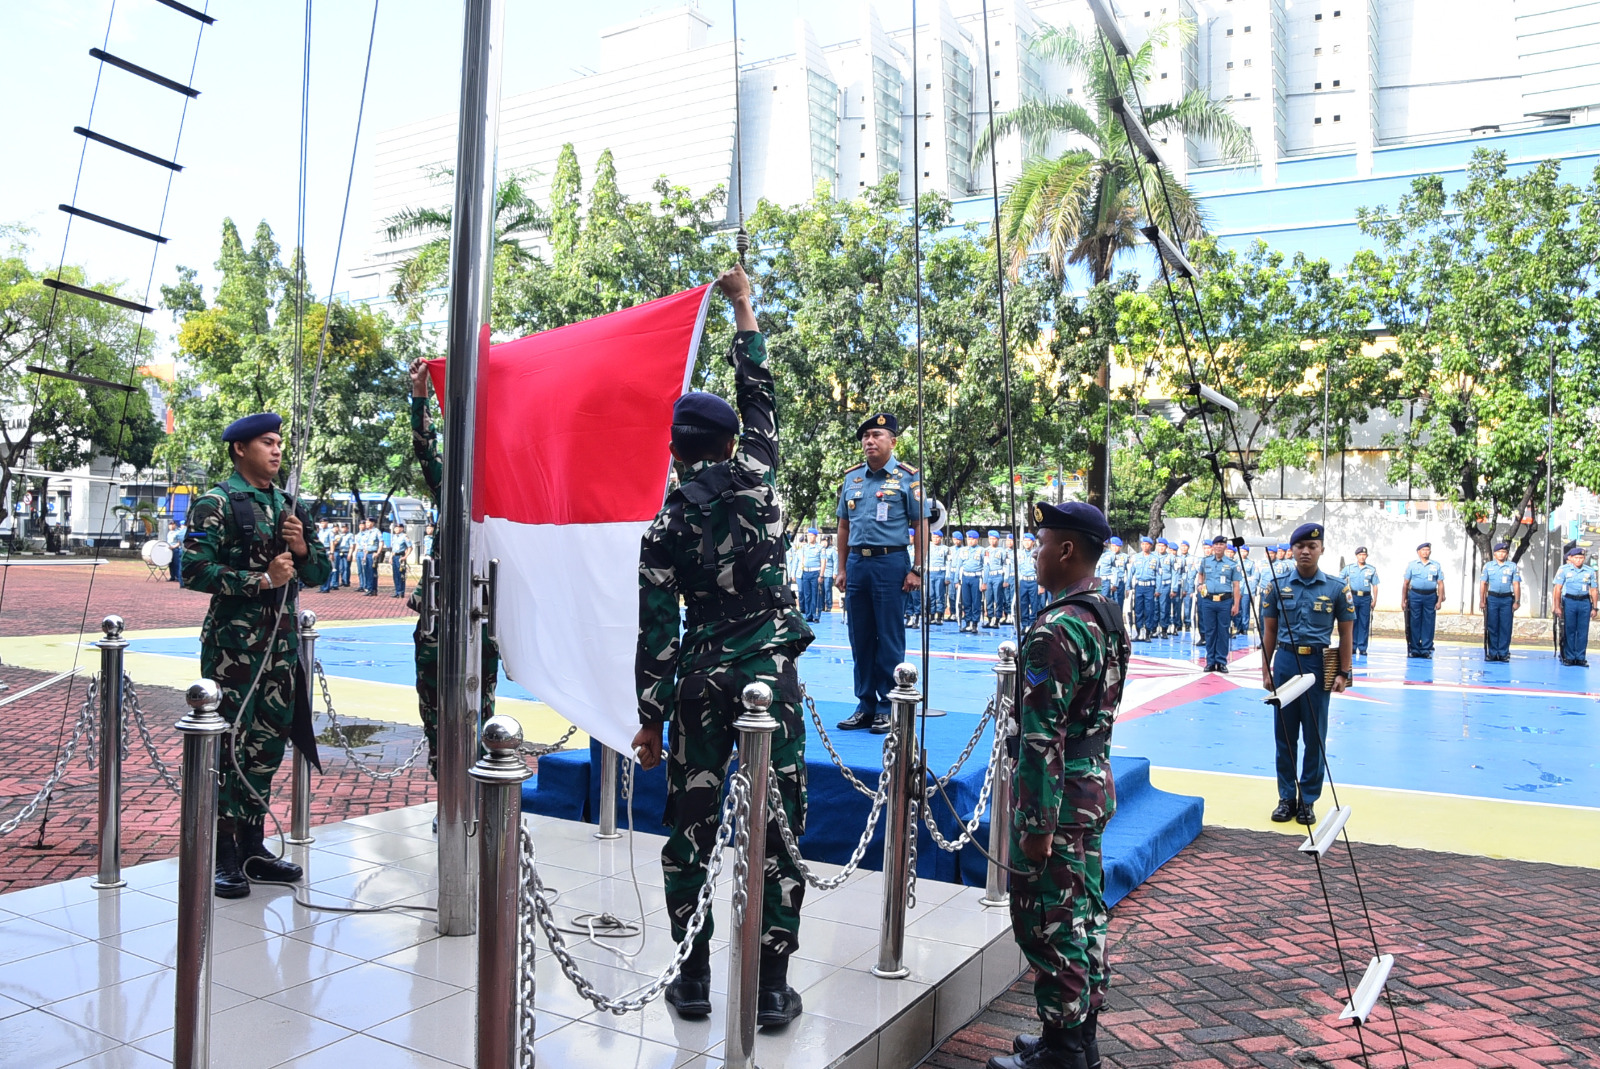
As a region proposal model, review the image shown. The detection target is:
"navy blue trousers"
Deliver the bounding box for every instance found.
[1178,590,1192,628]
[1350,592,1373,652]
[1271,648,1331,805]
[1198,597,1231,668]
[337,554,351,586]
[846,551,910,717]
[1407,590,1437,654]
[1232,593,1252,634]
[1133,585,1157,633]
[1483,593,1513,660]
[1560,595,1592,664]
[799,569,820,618]
[926,575,945,619]
[960,575,982,625]
[391,558,407,596]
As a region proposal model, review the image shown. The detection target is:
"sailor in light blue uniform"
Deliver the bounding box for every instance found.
[981,530,1006,628]
[1196,536,1241,670]
[1154,539,1176,636]
[1259,522,1354,827]
[1128,536,1158,641]
[1095,539,1118,599]
[1401,543,1445,658]
[1176,540,1196,632]
[1478,542,1521,662]
[1017,532,1039,628]
[925,531,947,627]
[1106,537,1127,611]
[943,530,963,620]
[1552,544,1596,666]
[821,534,837,614]
[1232,544,1258,637]
[903,528,923,627]
[1338,547,1379,656]
[998,533,1017,625]
[798,527,824,621]
[958,529,985,633]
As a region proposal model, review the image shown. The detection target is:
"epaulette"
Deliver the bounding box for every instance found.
[899,463,919,474]
[842,463,866,476]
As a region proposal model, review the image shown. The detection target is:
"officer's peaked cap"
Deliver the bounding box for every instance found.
[222,412,282,443]
[1031,501,1110,543]
[857,413,899,438]
[673,392,739,435]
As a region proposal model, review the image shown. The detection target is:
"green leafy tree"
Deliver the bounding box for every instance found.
[1353,151,1600,562]
[975,19,1254,508]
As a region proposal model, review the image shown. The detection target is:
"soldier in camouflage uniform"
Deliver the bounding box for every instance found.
[632,265,814,1030]
[183,413,332,898]
[994,501,1128,1069]
[408,360,501,779]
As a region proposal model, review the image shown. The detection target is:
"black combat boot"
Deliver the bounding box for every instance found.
[666,941,712,1019]
[237,819,304,884]
[988,1020,1090,1069]
[214,818,250,899]
[756,952,803,1028]
[1012,1011,1101,1069]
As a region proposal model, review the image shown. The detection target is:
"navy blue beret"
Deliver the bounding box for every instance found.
[1290,523,1324,544]
[1566,542,1586,557]
[1493,541,1509,551]
[1030,501,1110,543]
[673,392,738,435]
[222,412,281,443]
[857,412,899,438]
[1212,535,1228,546]
[1354,546,1368,554]
[1417,542,1431,551]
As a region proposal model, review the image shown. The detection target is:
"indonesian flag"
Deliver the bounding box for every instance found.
[427,285,713,754]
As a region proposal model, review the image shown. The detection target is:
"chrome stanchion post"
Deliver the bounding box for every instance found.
[470,714,533,1069]
[725,683,777,1069]
[92,615,128,890]
[595,745,621,840]
[873,662,921,980]
[289,610,317,845]
[173,680,228,1069]
[982,641,1018,908]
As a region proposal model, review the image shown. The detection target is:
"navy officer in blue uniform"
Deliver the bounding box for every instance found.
[1259,522,1354,826]
[1195,536,1241,672]
[1401,543,1445,658]
[1338,547,1378,657]
[834,413,929,733]
[1477,541,1521,663]
[1552,544,1596,666]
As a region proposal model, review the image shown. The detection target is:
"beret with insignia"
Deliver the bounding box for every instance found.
[856,412,899,438]
[1354,546,1368,554]
[1290,523,1323,544]
[1566,542,1586,557]
[222,412,282,443]
[1212,535,1228,546]
[1493,541,1509,551]
[1031,501,1110,543]
[1416,542,1431,551]
[673,392,739,435]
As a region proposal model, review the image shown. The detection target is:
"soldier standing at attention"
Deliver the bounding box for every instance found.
[1195,536,1241,672]
[1128,536,1157,642]
[926,531,948,627]
[959,529,985,633]
[1478,541,1521,663]
[1259,524,1354,826]
[1152,539,1173,637]
[944,530,964,622]
[1177,540,1196,636]
[1401,543,1444,658]
[1552,544,1596,667]
[632,265,812,1027]
[389,523,412,599]
[183,413,330,898]
[991,501,1126,1069]
[999,532,1017,625]
[409,359,502,781]
[1018,531,1040,629]
[820,533,837,616]
[1339,547,1378,657]
[981,530,1003,629]
[1233,544,1258,638]
[1105,538,1127,614]
[833,414,929,731]
[798,528,824,622]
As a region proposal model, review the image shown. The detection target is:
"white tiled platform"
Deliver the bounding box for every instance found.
[0,805,1024,1068]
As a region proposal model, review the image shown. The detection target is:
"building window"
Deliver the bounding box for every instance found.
[1315,12,1322,20]
[1333,8,1341,15]
[1243,58,1252,66]
[1243,91,1253,97]
[1314,47,1323,55]
[1066,87,1074,94]
[1160,71,1168,78]
[1244,24,1252,32]
[861,123,867,130]
[1314,116,1322,124]
[860,152,867,158]
[1226,60,1234,69]
[1332,79,1341,87]
[1315,81,1322,89]
[859,181,866,187]
[1333,114,1342,122]
[1226,27,1234,35]
[1333,43,1342,52]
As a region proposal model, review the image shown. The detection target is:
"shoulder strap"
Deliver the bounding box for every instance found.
[225,489,257,543]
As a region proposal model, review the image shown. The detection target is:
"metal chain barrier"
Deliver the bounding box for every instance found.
[520,770,748,1016]
[518,723,579,758]
[931,695,997,789]
[123,674,182,794]
[801,685,879,799]
[768,729,897,891]
[922,715,1006,854]
[906,794,920,909]
[0,677,97,836]
[517,822,539,1069]
[315,661,428,781]
[730,769,752,926]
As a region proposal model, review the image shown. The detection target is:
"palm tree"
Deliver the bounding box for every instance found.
[974,20,1254,508]
[382,169,549,312]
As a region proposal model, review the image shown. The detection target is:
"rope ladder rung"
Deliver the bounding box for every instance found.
[58,204,168,244]
[73,126,183,171]
[88,47,201,97]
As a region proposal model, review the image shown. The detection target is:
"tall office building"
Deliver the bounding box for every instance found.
[348,0,1600,302]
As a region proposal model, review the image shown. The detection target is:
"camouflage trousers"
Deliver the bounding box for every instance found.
[412,622,501,779]
[662,656,808,959]
[1008,814,1111,1029]
[203,643,297,822]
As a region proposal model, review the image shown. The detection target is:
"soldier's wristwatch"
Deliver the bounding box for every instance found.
[909,565,923,576]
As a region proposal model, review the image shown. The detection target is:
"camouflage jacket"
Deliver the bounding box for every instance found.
[635,331,814,725]
[182,472,331,654]
[1014,576,1129,835]
[410,395,443,509]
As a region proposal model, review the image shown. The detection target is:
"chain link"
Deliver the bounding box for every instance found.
[518,723,579,758]
[932,696,996,789]
[730,772,752,926]
[517,824,538,1069]
[520,772,746,1015]
[906,795,920,909]
[768,728,896,891]
[0,677,97,836]
[123,674,182,794]
[315,661,428,780]
[801,685,879,799]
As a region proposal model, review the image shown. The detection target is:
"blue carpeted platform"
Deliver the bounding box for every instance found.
[522,698,1202,908]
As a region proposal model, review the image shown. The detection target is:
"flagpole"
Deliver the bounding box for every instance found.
[437,0,505,938]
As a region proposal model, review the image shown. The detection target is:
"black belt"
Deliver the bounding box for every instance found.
[853,545,906,558]
[1205,593,1229,601]
[1564,593,1592,601]
[1279,643,1327,654]
[1487,591,1513,598]
[1352,590,1371,597]
[1410,589,1436,595]
[685,585,796,628]
[1060,731,1110,762]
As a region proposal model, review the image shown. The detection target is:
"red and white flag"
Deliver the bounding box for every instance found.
[428,284,713,754]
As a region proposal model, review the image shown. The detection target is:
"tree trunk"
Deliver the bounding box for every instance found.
[1146,473,1193,540]
[1085,357,1109,509]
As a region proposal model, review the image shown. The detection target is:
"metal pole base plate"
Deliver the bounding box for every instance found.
[979,893,1008,908]
[285,835,315,846]
[871,964,910,980]
[91,878,128,890]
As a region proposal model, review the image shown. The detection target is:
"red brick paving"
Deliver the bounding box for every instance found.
[931,829,1600,1067]
[0,556,413,637]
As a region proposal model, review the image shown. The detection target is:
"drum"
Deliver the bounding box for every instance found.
[142,540,173,567]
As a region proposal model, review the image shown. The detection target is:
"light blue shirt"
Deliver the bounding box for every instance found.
[1403,558,1443,593]
[1129,552,1158,584]
[822,546,836,578]
[959,545,985,577]
[1339,562,1377,593]
[1019,544,1037,581]
[836,455,928,547]
[391,534,411,559]
[927,542,948,573]
[1196,554,1241,597]
[799,541,824,572]
[1554,562,1595,597]
[1479,559,1520,595]
[984,545,1011,581]
[1260,568,1356,646]
[943,541,962,577]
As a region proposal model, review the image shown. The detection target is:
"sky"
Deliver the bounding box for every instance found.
[0,0,877,350]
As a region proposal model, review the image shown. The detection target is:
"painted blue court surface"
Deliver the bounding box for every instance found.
[130,611,1599,810]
